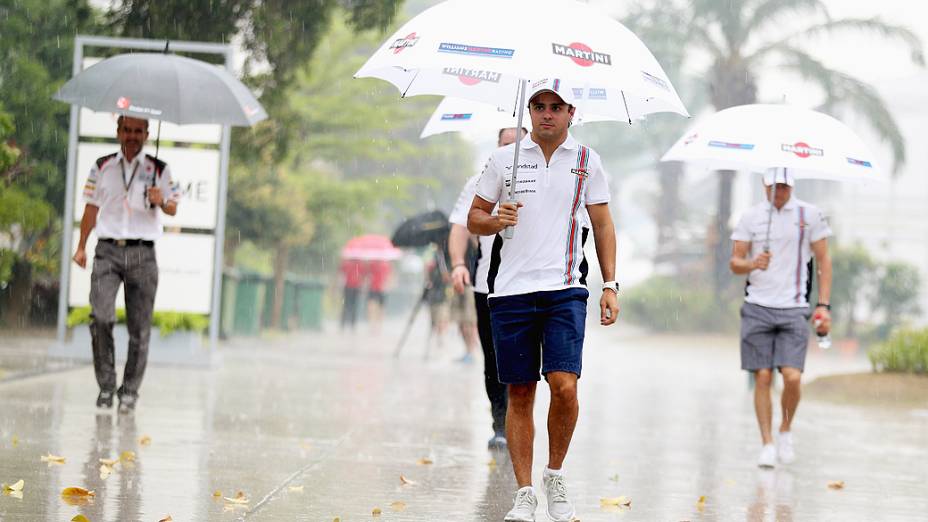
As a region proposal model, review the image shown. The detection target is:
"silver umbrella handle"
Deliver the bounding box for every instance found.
[503,79,529,240]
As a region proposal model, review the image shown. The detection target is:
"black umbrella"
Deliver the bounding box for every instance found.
[391,210,450,248]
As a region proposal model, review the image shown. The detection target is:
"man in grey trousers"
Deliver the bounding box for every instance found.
[730,169,832,468]
[72,116,179,413]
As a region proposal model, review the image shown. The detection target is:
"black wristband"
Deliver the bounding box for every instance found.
[816,303,831,310]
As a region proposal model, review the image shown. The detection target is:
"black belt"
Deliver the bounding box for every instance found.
[100,238,154,247]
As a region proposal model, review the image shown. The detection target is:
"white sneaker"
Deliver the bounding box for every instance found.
[777,432,795,464]
[757,443,777,468]
[542,469,575,522]
[505,486,538,522]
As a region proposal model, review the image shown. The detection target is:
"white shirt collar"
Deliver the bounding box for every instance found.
[519,133,579,152]
[116,148,145,167]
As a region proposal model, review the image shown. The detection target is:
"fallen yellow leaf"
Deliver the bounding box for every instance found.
[399,475,417,486]
[11,436,19,447]
[41,453,66,464]
[828,480,845,490]
[288,485,304,493]
[372,507,382,516]
[696,495,707,510]
[119,450,136,463]
[2,479,24,492]
[212,490,222,498]
[158,516,173,522]
[71,515,90,522]
[488,457,497,468]
[390,501,407,512]
[224,491,249,504]
[139,435,152,446]
[61,487,95,505]
[98,458,119,467]
[333,518,341,522]
[600,496,632,507]
[99,464,114,480]
[417,458,433,465]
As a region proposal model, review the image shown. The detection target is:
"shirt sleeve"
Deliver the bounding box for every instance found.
[82,163,102,206]
[584,152,611,205]
[474,155,503,204]
[449,175,478,226]
[808,206,832,242]
[158,163,180,203]
[731,211,752,242]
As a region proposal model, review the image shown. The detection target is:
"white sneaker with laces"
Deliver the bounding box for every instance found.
[777,431,795,464]
[542,469,575,522]
[757,443,777,468]
[505,486,538,522]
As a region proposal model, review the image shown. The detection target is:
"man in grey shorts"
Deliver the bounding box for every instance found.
[729,169,832,468]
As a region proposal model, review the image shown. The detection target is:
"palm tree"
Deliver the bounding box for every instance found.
[626,0,923,292]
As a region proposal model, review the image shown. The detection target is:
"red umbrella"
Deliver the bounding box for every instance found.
[341,234,402,261]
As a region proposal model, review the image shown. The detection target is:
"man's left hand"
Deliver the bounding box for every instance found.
[813,307,831,335]
[600,290,619,326]
[147,186,163,207]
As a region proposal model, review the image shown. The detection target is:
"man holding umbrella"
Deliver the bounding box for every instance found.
[469,80,618,522]
[730,169,832,468]
[73,116,179,414]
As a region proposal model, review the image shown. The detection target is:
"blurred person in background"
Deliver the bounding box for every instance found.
[366,259,391,335]
[340,258,365,332]
[730,169,832,469]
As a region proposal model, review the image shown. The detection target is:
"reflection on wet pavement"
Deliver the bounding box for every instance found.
[0,322,926,520]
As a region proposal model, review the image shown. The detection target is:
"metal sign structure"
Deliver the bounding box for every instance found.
[56,35,234,350]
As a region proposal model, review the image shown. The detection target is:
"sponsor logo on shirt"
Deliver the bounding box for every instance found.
[441,67,502,85]
[708,140,754,150]
[571,168,589,178]
[390,32,419,54]
[504,163,539,170]
[438,43,515,59]
[552,42,612,67]
[782,142,823,158]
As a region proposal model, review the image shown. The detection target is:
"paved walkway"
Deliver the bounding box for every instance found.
[0,319,926,521]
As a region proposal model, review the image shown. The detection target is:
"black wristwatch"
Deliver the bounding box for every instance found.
[815,303,831,310]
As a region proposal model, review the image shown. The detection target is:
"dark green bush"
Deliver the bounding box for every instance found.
[67,306,208,337]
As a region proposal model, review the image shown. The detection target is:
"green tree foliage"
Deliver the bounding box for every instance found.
[829,243,877,336]
[872,262,922,333]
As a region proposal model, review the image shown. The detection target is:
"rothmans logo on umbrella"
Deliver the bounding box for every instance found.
[390,32,420,54]
[552,42,612,67]
[115,95,162,116]
[782,142,824,158]
[442,67,501,85]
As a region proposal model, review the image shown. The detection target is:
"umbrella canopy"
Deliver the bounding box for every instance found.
[661,104,885,183]
[391,210,450,248]
[341,235,403,261]
[355,0,689,122]
[54,52,267,126]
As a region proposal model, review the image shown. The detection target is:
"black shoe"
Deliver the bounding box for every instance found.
[487,431,508,450]
[96,391,114,409]
[117,395,137,414]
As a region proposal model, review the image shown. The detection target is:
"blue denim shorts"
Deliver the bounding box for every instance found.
[488,287,589,384]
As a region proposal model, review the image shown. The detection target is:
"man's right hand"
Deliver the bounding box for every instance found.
[73,248,87,269]
[496,201,523,231]
[451,265,470,294]
[752,252,772,271]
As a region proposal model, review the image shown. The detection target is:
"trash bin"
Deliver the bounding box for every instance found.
[220,269,240,338]
[233,272,266,336]
[294,279,324,331]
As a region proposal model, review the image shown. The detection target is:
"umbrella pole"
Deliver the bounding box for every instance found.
[763,167,781,252]
[503,79,529,240]
[148,119,163,209]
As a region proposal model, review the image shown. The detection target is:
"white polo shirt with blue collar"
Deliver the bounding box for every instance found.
[475,134,610,298]
[731,196,832,309]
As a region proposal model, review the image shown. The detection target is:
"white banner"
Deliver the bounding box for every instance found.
[68,231,215,314]
[74,142,220,229]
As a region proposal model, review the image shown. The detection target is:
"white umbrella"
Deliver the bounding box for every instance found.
[661,104,884,183]
[357,0,688,236]
[661,103,885,249]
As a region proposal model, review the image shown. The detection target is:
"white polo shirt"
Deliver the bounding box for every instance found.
[82,149,179,241]
[475,134,610,298]
[731,197,832,309]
